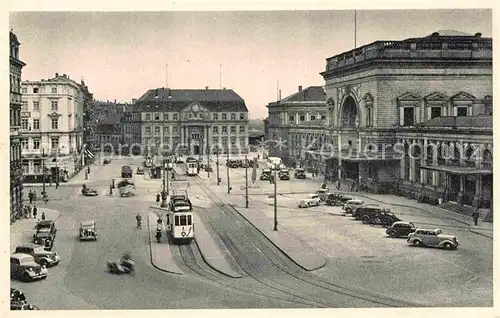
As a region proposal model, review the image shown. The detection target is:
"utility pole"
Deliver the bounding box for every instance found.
[245,155,249,208]
[162,158,166,206]
[273,164,278,231]
[42,148,46,195]
[216,149,220,185]
[55,150,59,189]
[166,157,169,196]
[227,150,230,194]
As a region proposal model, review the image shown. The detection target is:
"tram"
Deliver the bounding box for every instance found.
[185,157,199,176]
[165,190,194,244]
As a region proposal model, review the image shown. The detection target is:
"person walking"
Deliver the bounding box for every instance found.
[28,205,32,218]
[156,193,161,205]
[41,211,46,221]
[29,190,33,204]
[33,205,38,220]
[472,210,480,226]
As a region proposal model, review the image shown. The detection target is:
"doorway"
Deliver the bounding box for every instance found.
[193,145,200,156]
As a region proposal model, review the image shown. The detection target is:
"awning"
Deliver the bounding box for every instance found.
[421,165,493,175]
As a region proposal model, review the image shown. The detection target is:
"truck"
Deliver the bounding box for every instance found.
[168,190,192,212]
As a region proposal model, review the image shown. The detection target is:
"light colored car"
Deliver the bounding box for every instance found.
[10,253,48,282]
[298,194,321,208]
[342,199,365,214]
[407,228,459,250]
[79,221,98,241]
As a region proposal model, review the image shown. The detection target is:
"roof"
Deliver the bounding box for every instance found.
[100,113,123,125]
[281,86,326,103]
[133,88,248,112]
[10,31,19,44]
[37,220,54,226]
[15,243,42,248]
[422,115,492,128]
[81,221,95,227]
[427,30,473,37]
[10,253,34,259]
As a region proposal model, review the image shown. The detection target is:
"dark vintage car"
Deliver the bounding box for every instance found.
[136,167,144,175]
[260,169,271,180]
[352,204,385,221]
[10,253,48,282]
[294,168,306,179]
[121,165,133,178]
[239,159,250,168]
[386,221,416,237]
[34,220,57,248]
[204,165,213,172]
[367,211,403,227]
[11,288,26,303]
[15,243,61,267]
[103,159,111,164]
[227,160,239,168]
[79,221,98,241]
[278,169,290,180]
[325,193,354,206]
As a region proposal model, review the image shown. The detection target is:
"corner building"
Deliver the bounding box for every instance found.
[129,88,249,155]
[10,31,26,221]
[320,31,492,219]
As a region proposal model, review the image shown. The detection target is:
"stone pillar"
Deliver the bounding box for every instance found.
[472,174,482,208]
[443,173,449,202]
[457,175,465,205]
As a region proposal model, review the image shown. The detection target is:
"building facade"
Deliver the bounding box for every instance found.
[88,100,133,149]
[126,88,249,156]
[10,31,26,221]
[320,30,492,218]
[266,86,327,168]
[96,113,123,153]
[21,73,89,183]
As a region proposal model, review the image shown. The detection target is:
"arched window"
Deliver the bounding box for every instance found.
[340,96,358,127]
[451,144,461,166]
[482,148,492,169]
[464,146,475,167]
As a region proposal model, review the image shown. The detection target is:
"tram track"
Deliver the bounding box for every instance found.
[194,177,423,308]
[176,241,327,307]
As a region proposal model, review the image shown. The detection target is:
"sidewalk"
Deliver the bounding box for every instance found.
[10,208,61,251]
[147,210,183,275]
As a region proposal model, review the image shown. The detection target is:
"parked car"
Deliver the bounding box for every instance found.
[10,288,26,303]
[298,194,321,208]
[81,185,98,196]
[366,211,402,227]
[11,302,39,310]
[14,243,60,267]
[294,168,306,179]
[103,158,111,164]
[79,221,98,241]
[32,228,54,251]
[407,228,459,249]
[342,199,365,214]
[325,193,354,206]
[278,169,290,180]
[227,160,239,168]
[121,165,133,178]
[35,220,57,236]
[352,204,387,222]
[386,221,416,238]
[315,188,329,201]
[260,169,272,180]
[136,167,144,175]
[10,253,48,282]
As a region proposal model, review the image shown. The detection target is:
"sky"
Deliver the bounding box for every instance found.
[9,9,492,119]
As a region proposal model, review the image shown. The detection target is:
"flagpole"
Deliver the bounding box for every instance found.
[245,155,249,208]
[354,10,357,49]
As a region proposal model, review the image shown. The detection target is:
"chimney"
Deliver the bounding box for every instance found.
[298,86,302,92]
[132,98,137,104]
[114,99,117,104]
[55,73,59,77]
[205,86,209,90]
[63,74,67,78]
[278,89,281,101]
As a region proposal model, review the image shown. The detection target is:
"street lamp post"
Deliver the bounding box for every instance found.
[356,115,361,189]
[206,129,210,178]
[273,163,279,231]
[42,148,46,195]
[161,158,169,207]
[245,155,249,208]
[227,150,231,194]
[216,148,220,185]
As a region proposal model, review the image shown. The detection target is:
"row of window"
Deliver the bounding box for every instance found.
[21,87,58,94]
[22,100,61,112]
[10,74,21,94]
[288,114,327,122]
[144,136,248,146]
[21,118,59,130]
[144,125,247,135]
[400,105,469,126]
[20,137,60,150]
[144,112,247,121]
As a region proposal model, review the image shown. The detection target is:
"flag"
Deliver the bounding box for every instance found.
[85,149,94,159]
[251,157,257,183]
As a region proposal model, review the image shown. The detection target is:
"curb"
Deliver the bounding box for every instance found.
[193,236,243,279]
[229,204,326,272]
[146,211,183,275]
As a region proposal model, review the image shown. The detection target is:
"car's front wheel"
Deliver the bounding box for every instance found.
[362,216,370,224]
[413,240,423,247]
[387,230,397,237]
[443,242,455,250]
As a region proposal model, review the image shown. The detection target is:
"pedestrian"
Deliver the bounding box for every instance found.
[472,210,480,226]
[156,193,161,205]
[171,172,175,180]
[28,205,32,218]
[49,176,52,187]
[33,205,37,219]
[41,211,46,221]
[87,166,91,174]
[29,190,33,204]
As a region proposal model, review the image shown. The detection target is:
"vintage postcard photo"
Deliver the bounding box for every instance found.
[6,2,495,314]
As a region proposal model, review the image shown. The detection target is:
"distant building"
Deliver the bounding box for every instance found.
[124,87,249,156]
[320,30,492,219]
[21,73,92,183]
[87,100,133,149]
[96,113,123,153]
[266,86,327,167]
[10,30,26,221]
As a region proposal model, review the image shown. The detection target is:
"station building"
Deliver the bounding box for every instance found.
[319,30,492,220]
[123,87,250,156]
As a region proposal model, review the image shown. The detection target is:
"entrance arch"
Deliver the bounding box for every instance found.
[340,96,358,127]
[193,145,200,156]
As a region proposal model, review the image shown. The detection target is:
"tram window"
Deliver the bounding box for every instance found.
[187,215,192,225]
[179,215,188,226]
[175,215,180,226]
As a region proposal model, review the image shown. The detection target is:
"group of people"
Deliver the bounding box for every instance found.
[22,204,45,220]
[28,190,48,204]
